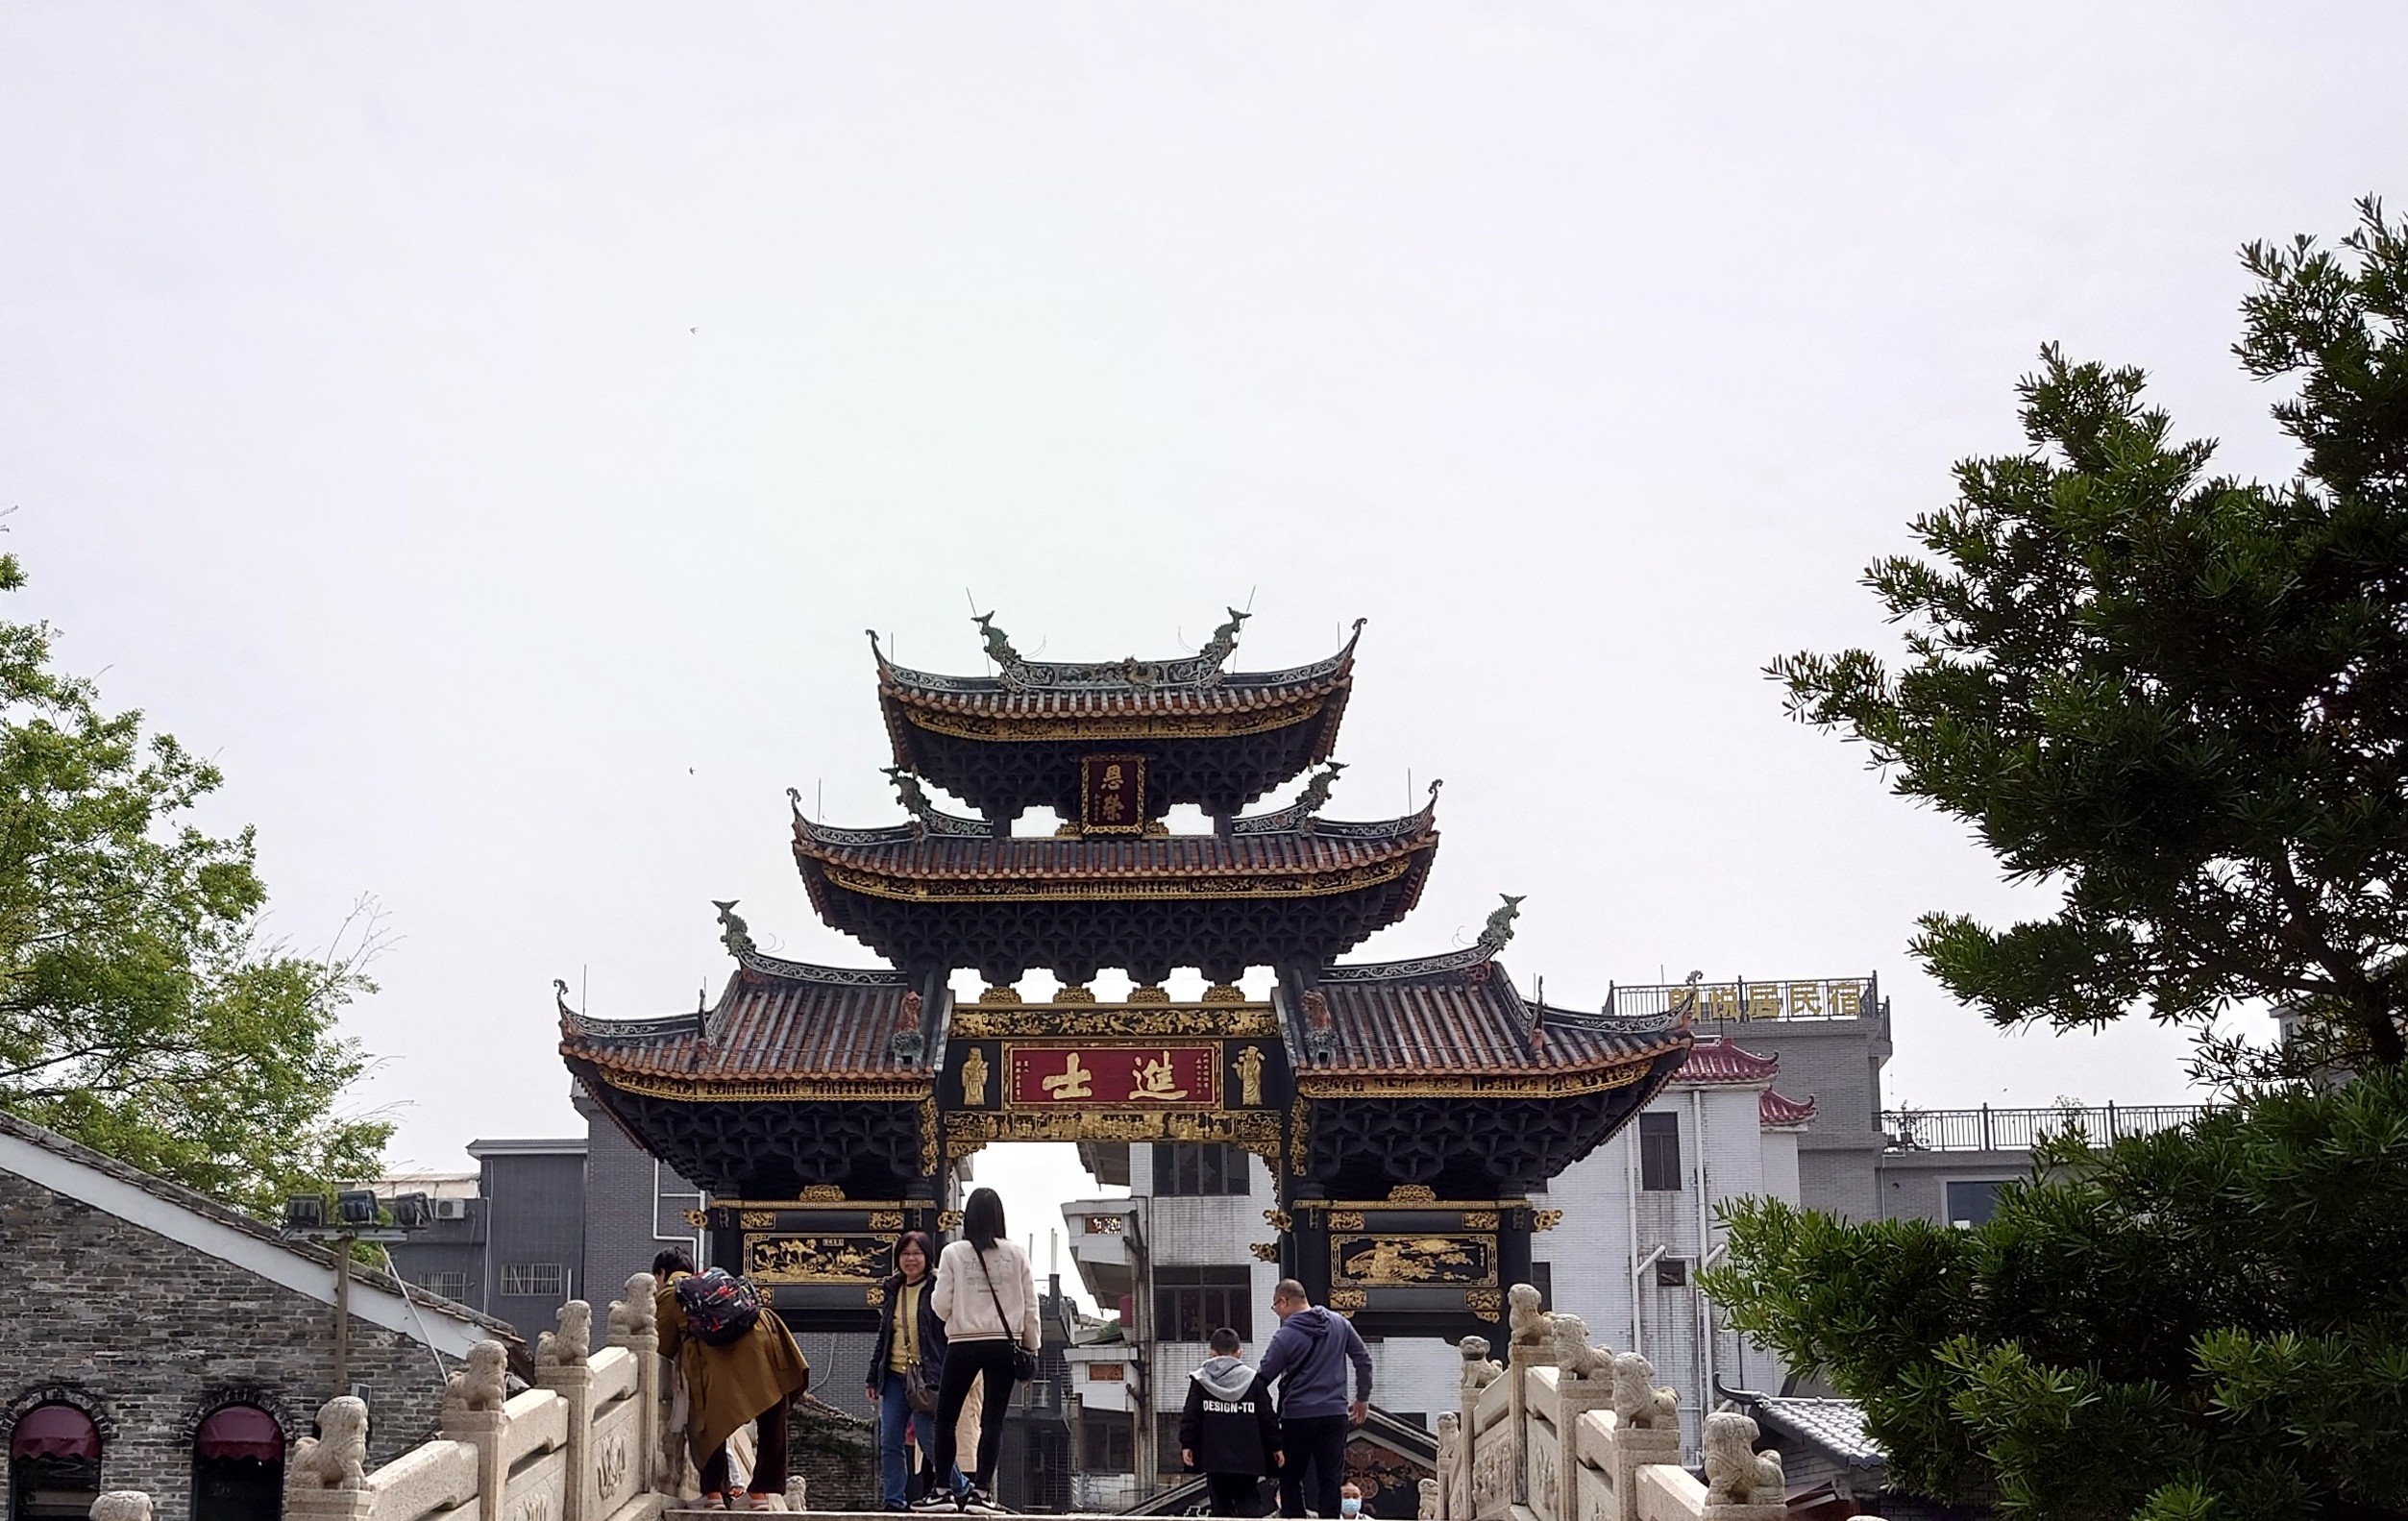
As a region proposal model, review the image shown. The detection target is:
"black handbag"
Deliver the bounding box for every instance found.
[975,1246,1041,1382]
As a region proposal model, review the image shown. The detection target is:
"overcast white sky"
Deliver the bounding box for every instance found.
[5,6,2402,1220]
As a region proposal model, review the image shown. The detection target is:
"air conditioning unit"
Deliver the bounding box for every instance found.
[432,1197,469,1221]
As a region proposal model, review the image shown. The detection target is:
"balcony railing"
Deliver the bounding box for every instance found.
[1881,1103,2210,1152]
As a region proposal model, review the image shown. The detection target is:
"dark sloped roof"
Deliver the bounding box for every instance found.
[559,951,925,1092]
[1292,951,1689,1088]
[872,622,1361,711]
[795,808,1435,893]
[0,1108,519,1342]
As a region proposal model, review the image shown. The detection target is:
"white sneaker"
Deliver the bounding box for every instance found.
[909,1493,959,1512]
[958,1489,1007,1514]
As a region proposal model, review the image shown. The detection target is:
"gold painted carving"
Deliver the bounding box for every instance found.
[1328,1289,1365,1314]
[1235,1045,1265,1106]
[740,1211,779,1229]
[977,986,1023,1005]
[1054,985,1097,1003]
[1329,1212,1365,1231]
[865,1286,886,1307]
[1127,986,1171,1005]
[869,1212,905,1230]
[1263,1209,1292,1232]
[1294,1059,1653,1101]
[587,1067,935,1104]
[1289,1096,1311,1177]
[952,1005,1277,1039]
[1533,1210,1563,1232]
[1331,1234,1497,1288]
[920,1096,941,1175]
[943,1107,1279,1155]
[960,1048,990,1106]
[1460,1211,1499,1230]
[1464,1289,1504,1318]
[1249,1242,1281,1262]
[938,1211,964,1232]
[744,1233,885,1284]
[801,1184,846,1202]
[1389,1185,1437,1202]
[1201,984,1246,1004]
[682,1209,708,1229]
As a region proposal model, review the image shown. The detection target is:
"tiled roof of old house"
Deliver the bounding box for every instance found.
[559,953,921,1086]
[1670,1035,1783,1084]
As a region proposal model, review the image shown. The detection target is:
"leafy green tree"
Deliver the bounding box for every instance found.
[1704,1070,2408,1520]
[0,553,390,1215]
[1770,197,2408,1069]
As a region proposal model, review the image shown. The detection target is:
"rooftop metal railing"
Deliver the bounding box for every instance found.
[1881,1103,2211,1152]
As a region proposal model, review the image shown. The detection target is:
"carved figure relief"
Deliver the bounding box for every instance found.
[608,1273,658,1339]
[1507,1283,1548,1348]
[443,1341,509,1414]
[1235,1044,1265,1105]
[1609,1353,1679,1431]
[290,1397,369,1489]
[744,1234,887,1284]
[1334,1235,1495,1287]
[1458,1337,1503,1392]
[961,1047,990,1106]
[1545,1313,1612,1383]
[536,1300,591,1369]
[597,1432,632,1502]
[1703,1412,1783,1506]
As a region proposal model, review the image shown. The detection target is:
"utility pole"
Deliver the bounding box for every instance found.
[284,1188,429,1399]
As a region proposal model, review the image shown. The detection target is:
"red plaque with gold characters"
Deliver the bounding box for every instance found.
[1080,753,1147,833]
[1006,1043,1218,1109]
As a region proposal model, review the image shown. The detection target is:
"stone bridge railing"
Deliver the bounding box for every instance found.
[276,1273,675,1521]
[1424,1287,1786,1521]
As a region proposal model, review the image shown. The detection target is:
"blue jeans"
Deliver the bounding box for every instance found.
[877,1369,965,1508]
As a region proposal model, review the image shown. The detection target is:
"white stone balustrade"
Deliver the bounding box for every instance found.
[1428,1286,1783,1521]
[277,1277,667,1521]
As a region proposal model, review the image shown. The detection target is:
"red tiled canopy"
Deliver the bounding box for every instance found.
[195,1406,284,1462]
[11,1406,98,1460]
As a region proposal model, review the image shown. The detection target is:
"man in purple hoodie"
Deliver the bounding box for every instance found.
[1255,1279,1373,1518]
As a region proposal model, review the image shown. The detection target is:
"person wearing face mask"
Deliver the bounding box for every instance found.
[1338,1483,1364,1518]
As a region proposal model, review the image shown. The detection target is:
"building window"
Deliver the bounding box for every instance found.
[499,1263,566,1298]
[1946,1179,2004,1228]
[416,1271,472,1301]
[1638,1113,1683,1191]
[10,1404,103,1521]
[192,1405,284,1521]
[1078,1412,1132,1471]
[1155,1265,1253,1340]
[1150,1143,1251,1196]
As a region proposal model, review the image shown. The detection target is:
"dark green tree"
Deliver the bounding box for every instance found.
[1770,197,2408,1069]
[0,554,390,1215]
[1704,1071,2408,1520]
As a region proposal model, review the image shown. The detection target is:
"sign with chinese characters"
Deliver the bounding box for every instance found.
[1080,753,1147,833]
[744,1233,892,1285]
[1005,1042,1218,1109]
[1613,977,1871,1022]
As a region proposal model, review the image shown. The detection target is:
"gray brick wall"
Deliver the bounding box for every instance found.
[0,1171,464,1521]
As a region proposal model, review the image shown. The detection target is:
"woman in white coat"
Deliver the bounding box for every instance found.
[926,1187,1041,1514]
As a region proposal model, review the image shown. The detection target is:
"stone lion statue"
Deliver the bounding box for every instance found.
[609,1273,658,1339]
[290,1396,369,1489]
[1458,1336,1503,1391]
[444,1340,509,1415]
[1546,1312,1613,1383]
[1609,1352,1678,1431]
[1506,1283,1548,1349]
[88,1493,152,1521]
[1703,1411,1783,1506]
[537,1299,592,1369]
[1417,1478,1438,1520]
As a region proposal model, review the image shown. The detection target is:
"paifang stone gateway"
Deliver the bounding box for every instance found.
[558,613,1694,1339]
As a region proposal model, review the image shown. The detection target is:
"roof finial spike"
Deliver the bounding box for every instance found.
[1476,893,1525,955]
[786,786,805,822]
[1196,606,1250,671]
[971,610,1020,669]
[1292,760,1346,828]
[710,899,754,956]
[553,977,577,1021]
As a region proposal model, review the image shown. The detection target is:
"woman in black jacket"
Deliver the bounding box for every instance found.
[865,1232,965,1511]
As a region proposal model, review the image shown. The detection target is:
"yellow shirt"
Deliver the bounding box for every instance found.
[890,1281,922,1372]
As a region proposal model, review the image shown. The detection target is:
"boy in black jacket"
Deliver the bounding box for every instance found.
[1180,1327,1283,1516]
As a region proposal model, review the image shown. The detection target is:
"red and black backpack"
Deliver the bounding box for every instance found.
[675,1267,762,1346]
